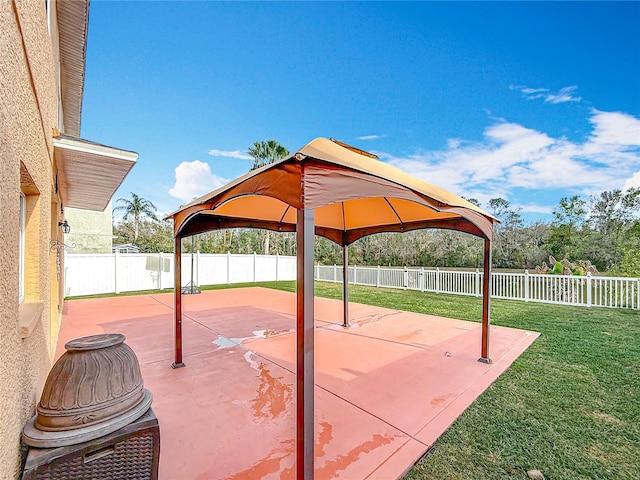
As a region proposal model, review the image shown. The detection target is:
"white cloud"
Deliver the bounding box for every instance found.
[384,109,640,206]
[588,110,640,146]
[520,87,547,95]
[518,203,554,215]
[545,86,582,104]
[624,171,640,190]
[357,135,383,141]
[208,148,252,160]
[447,138,464,149]
[511,84,581,104]
[168,160,228,202]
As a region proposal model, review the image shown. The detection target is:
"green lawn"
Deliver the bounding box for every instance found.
[69,281,640,479]
[258,280,640,480]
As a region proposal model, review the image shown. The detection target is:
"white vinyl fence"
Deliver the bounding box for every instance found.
[65,254,639,310]
[315,265,640,310]
[64,252,296,297]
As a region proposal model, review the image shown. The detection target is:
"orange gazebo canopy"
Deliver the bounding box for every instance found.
[167,137,496,244]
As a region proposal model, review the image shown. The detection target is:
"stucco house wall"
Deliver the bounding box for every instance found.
[65,203,114,253]
[1,0,137,474]
[0,0,63,477]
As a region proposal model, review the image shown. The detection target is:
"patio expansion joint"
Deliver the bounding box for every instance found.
[364,437,429,480]
[315,383,431,449]
[316,323,431,352]
[148,294,179,310]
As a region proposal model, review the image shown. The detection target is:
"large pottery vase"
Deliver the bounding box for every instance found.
[23,333,152,447]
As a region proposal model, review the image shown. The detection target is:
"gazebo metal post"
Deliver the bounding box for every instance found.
[479,237,492,364]
[172,236,185,369]
[296,208,315,479]
[342,245,350,328]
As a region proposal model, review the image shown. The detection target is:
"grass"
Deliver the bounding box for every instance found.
[67,281,640,479]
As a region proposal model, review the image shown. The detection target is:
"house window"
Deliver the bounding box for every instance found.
[45,0,51,34]
[19,193,26,302]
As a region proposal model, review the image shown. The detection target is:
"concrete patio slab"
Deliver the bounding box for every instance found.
[57,287,539,479]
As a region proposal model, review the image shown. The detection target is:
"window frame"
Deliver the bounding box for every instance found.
[19,193,26,303]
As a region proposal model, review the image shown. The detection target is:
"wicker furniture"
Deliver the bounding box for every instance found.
[21,408,159,480]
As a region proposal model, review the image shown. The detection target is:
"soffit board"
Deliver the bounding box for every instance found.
[56,0,89,136]
[54,135,137,211]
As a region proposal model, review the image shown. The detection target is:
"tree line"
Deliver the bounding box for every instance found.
[114,187,639,277]
[113,140,639,276]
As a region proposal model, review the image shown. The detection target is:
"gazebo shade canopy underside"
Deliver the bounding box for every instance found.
[168,138,496,244]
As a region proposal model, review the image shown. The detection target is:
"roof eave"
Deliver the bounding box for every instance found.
[56,0,89,137]
[54,135,138,212]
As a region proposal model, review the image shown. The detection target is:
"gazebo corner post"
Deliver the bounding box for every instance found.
[342,244,350,328]
[479,236,492,364]
[296,208,315,480]
[172,235,186,369]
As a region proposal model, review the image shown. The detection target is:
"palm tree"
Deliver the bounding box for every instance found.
[247,140,289,171]
[247,140,289,254]
[113,193,158,243]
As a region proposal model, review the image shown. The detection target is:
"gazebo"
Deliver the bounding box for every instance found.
[166,137,497,479]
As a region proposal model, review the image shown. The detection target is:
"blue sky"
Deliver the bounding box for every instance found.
[80,1,640,221]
